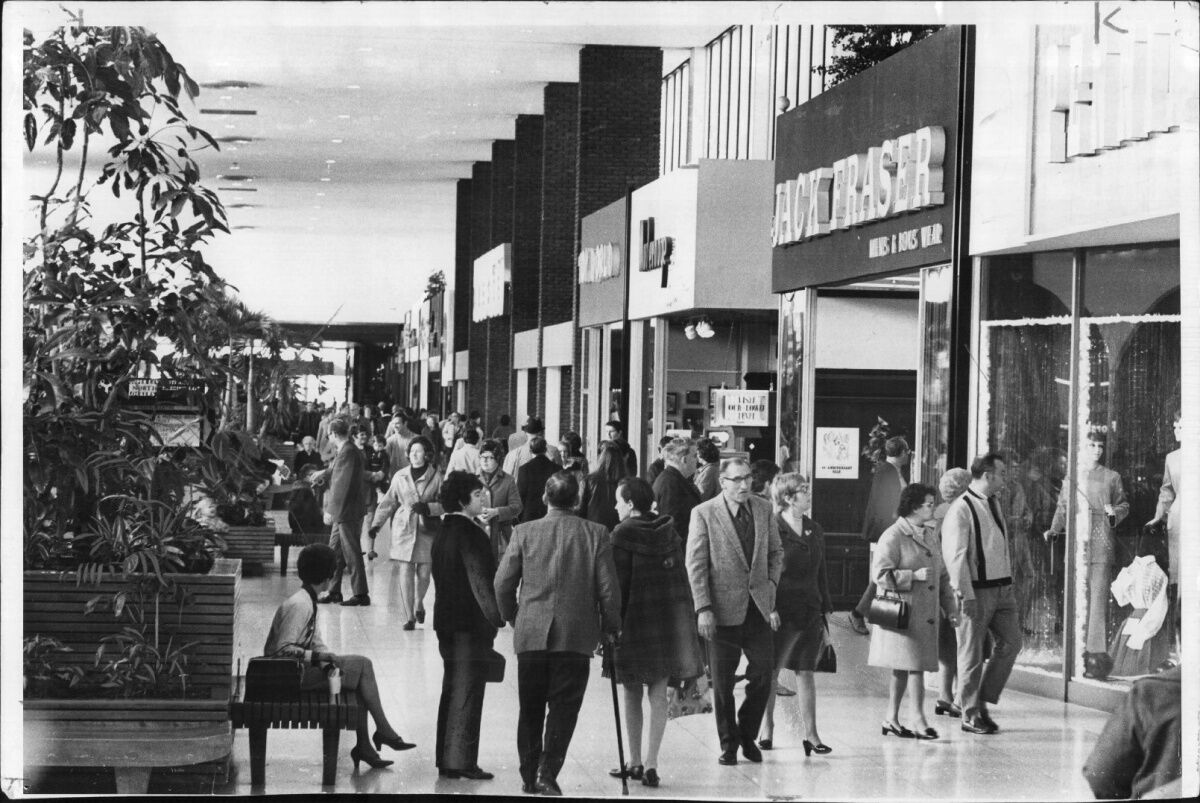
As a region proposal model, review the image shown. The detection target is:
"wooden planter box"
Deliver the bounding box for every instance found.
[23,559,241,792]
[220,522,276,575]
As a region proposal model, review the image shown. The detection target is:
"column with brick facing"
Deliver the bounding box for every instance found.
[569,45,662,432]
[511,115,544,427]
[483,140,515,431]
[453,178,472,409]
[467,161,491,420]
[537,82,579,421]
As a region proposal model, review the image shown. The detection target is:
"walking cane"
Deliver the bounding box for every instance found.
[604,634,629,796]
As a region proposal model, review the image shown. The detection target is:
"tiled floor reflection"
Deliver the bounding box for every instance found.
[213,540,1113,799]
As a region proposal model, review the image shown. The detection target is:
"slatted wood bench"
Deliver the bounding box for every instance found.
[229,676,365,786]
[221,522,277,576]
[275,524,332,577]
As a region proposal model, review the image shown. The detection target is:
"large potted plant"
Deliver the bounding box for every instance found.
[21,14,247,791]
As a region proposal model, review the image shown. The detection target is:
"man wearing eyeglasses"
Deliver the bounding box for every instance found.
[685,457,783,766]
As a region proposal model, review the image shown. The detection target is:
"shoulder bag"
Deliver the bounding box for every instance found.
[814,615,837,673]
[867,587,910,630]
[246,595,328,699]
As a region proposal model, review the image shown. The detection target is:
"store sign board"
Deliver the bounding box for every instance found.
[710,389,770,427]
[637,217,673,273]
[578,242,623,284]
[473,243,511,321]
[815,427,860,479]
[772,26,962,292]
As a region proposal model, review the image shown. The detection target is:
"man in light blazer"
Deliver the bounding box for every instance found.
[686,457,783,766]
[321,416,370,606]
[495,471,621,796]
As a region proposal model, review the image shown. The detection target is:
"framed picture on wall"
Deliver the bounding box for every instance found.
[685,390,701,405]
[666,392,678,415]
[683,408,706,432]
[665,419,678,430]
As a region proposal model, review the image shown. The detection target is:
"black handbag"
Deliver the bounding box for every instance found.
[867,588,910,630]
[246,593,327,699]
[814,616,837,673]
[484,649,506,683]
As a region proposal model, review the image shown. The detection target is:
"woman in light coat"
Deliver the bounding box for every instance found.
[370,436,444,630]
[476,439,522,562]
[869,482,959,740]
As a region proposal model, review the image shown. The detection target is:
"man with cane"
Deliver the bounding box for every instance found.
[603,633,630,796]
[495,472,621,796]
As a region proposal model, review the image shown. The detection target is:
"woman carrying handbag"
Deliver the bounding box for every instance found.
[869,483,960,740]
[758,473,834,756]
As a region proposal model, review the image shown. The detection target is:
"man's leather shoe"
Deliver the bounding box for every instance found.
[978,712,999,732]
[317,592,343,604]
[535,775,562,796]
[522,781,538,794]
[341,594,371,607]
[741,740,763,763]
[717,750,738,766]
[442,766,494,780]
[961,715,998,734]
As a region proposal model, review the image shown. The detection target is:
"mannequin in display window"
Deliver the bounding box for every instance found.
[1044,431,1129,679]
[1146,410,1183,664]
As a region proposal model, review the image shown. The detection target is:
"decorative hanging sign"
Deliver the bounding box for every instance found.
[710,389,770,427]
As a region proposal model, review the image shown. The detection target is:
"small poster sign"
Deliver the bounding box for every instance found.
[815,427,859,479]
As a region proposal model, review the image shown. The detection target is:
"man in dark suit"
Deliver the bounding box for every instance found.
[644,435,674,486]
[686,457,782,766]
[494,472,621,796]
[516,436,559,524]
[320,417,370,606]
[652,437,701,544]
[605,420,638,476]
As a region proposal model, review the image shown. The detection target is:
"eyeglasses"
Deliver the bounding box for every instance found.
[721,474,753,485]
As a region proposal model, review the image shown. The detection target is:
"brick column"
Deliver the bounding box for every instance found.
[484,141,515,431]
[467,161,492,420]
[453,178,472,401]
[571,45,662,432]
[512,115,544,424]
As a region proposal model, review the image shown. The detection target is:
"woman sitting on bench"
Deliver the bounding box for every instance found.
[265,544,417,771]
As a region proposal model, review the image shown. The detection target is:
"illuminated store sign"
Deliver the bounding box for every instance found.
[638,217,673,272]
[578,242,623,284]
[473,243,511,322]
[772,126,945,247]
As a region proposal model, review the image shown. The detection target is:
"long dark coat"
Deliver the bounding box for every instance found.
[609,513,705,685]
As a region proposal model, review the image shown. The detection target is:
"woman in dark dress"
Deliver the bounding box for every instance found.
[758,472,834,755]
[578,441,630,531]
[606,477,704,788]
[430,470,504,781]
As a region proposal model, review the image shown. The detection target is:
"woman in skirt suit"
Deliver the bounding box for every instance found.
[758,473,834,755]
[870,483,960,739]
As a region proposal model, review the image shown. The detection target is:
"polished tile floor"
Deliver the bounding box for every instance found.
[207,527,1113,799]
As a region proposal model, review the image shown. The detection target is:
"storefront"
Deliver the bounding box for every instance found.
[627,158,777,471]
[578,197,629,464]
[970,7,1191,708]
[773,27,972,609]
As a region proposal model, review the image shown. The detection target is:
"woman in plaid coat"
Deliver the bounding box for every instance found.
[606,477,704,788]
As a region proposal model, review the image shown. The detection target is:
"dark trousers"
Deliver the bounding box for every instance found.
[328,518,368,597]
[436,631,493,771]
[516,651,590,783]
[708,611,774,753]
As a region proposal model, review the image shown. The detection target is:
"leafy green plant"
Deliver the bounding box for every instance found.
[815,26,943,88]
[24,635,85,697]
[93,626,201,699]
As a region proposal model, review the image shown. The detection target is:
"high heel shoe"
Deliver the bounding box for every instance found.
[803,740,832,756]
[416,608,426,624]
[373,731,417,752]
[934,699,962,717]
[608,764,643,780]
[881,722,916,738]
[351,746,394,771]
[642,768,660,787]
[913,727,938,740]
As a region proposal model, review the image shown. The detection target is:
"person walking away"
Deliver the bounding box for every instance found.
[431,471,505,781]
[930,467,972,717]
[693,438,721,501]
[686,457,783,766]
[758,473,834,754]
[652,438,701,545]
[579,441,631,532]
[494,472,622,796]
[870,483,960,740]
[517,436,559,523]
[504,416,563,476]
[447,427,482,475]
[850,436,911,635]
[477,439,522,562]
[605,477,704,788]
[943,452,1024,734]
[320,417,371,606]
[369,436,443,628]
[266,544,415,770]
[644,436,673,486]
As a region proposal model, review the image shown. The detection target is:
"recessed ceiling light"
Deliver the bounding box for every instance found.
[224,124,235,129]
[316,192,325,197]
[346,85,360,90]
[330,138,344,144]
[320,177,331,182]
[228,146,239,152]
[325,159,336,165]
[337,114,351,120]
[220,95,232,101]
[357,46,373,52]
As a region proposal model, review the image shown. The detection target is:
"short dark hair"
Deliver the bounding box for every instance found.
[545,471,579,509]
[885,436,910,458]
[559,431,582,456]
[479,438,503,459]
[617,476,655,515]
[297,544,338,585]
[897,483,937,518]
[328,417,350,439]
[408,435,434,457]
[440,470,484,512]
[658,435,674,449]
[463,428,480,445]
[500,414,511,426]
[970,452,1006,479]
[750,459,780,494]
[528,435,547,455]
[696,438,720,464]
[1085,430,1107,445]
[605,420,626,434]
